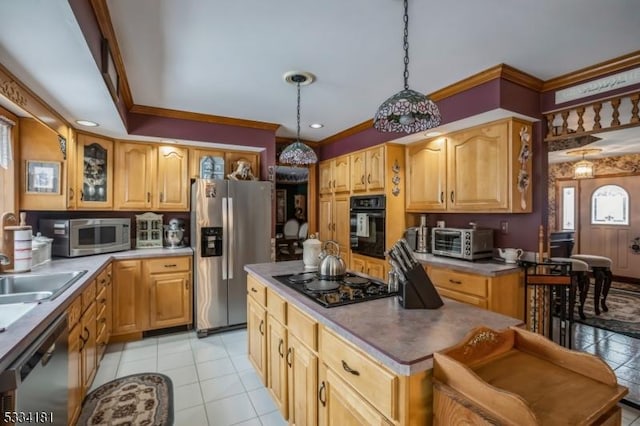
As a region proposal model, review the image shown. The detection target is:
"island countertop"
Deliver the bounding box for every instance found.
[245,261,524,375]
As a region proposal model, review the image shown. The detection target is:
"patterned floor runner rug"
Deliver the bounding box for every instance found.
[576,281,640,339]
[78,373,173,426]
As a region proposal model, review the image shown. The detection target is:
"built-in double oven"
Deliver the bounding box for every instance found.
[349,195,386,259]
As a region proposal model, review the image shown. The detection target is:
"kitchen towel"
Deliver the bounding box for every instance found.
[356,213,369,238]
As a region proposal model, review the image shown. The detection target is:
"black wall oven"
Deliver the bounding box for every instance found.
[350,195,386,259]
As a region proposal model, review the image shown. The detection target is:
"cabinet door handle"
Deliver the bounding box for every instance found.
[69,187,74,201]
[450,191,454,203]
[278,339,284,358]
[333,180,336,188]
[80,190,84,201]
[332,223,336,231]
[440,191,444,203]
[160,192,164,202]
[251,287,258,293]
[99,298,107,303]
[449,279,462,285]
[286,347,293,367]
[328,223,332,231]
[164,264,177,268]
[83,326,90,341]
[100,317,107,324]
[318,381,327,407]
[341,360,360,376]
[185,280,189,290]
[147,192,151,203]
[367,174,371,184]
[361,175,365,184]
[259,319,264,336]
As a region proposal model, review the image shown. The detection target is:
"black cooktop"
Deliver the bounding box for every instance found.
[272,272,396,308]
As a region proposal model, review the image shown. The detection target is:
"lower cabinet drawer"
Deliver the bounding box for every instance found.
[436,287,488,309]
[287,304,317,350]
[428,267,488,298]
[67,297,82,329]
[81,280,97,313]
[146,256,191,274]
[247,275,267,307]
[319,327,398,421]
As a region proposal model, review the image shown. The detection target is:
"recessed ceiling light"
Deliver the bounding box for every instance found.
[309,123,324,129]
[75,120,99,127]
[425,131,441,137]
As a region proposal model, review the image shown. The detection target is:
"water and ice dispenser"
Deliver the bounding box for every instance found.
[201,227,222,257]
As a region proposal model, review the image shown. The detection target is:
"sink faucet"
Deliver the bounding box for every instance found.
[0,253,10,266]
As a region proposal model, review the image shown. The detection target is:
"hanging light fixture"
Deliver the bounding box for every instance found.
[567,148,601,179]
[373,0,441,133]
[279,71,318,166]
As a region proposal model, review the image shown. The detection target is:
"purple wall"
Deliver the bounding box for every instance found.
[127,113,276,179]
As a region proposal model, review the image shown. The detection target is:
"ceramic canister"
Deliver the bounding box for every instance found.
[13,228,32,272]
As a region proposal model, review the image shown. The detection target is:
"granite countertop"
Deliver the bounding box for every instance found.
[0,247,193,373]
[413,252,521,277]
[244,261,523,376]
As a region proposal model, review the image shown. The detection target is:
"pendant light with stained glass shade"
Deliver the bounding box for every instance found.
[373,0,441,133]
[279,72,318,166]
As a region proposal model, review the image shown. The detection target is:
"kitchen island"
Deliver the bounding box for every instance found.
[245,260,523,425]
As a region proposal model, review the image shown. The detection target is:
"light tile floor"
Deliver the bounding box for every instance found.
[91,328,287,426]
[93,326,640,425]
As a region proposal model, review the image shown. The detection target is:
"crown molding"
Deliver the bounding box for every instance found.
[318,119,373,146]
[130,104,281,131]
[429,64,543,101]
[543,50,640,92]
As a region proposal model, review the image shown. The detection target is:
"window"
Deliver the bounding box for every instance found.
[561,186,576,230]
[591,184,629,225]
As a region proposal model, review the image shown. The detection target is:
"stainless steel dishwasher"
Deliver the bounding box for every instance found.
[0,314,68,426]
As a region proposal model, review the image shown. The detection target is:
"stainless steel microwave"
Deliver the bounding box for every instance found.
[39,218,131,257]
[431,227,493,260]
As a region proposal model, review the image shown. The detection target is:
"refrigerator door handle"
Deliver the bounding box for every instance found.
[222,197,228,280]
[228,197,234,279]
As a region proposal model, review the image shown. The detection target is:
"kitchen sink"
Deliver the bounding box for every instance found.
[0,291,53,304]
[0,270,87,301]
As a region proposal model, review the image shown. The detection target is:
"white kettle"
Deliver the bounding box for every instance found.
[498,248,523,264]
[302,234,322,271]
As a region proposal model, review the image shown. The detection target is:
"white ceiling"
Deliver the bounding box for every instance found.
[1,0,640,147]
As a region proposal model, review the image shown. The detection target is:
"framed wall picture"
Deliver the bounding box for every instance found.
[276,189,287,224]
[26,161,61,194]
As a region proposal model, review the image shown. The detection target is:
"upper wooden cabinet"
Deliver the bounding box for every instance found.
[350,146,385,193]
[406,117,533,213]
[319,156,350,194]
[157,146,189,210]
[19,118,71,211]
[75,133,114,210]
[114,143,189,211]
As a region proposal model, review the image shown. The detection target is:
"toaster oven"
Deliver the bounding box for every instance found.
[431,227,493,260]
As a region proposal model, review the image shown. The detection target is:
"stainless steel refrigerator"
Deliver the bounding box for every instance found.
[191,179,272,336]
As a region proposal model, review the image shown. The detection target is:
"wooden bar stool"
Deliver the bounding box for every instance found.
[571,254,613,315]
[550,257,590,320]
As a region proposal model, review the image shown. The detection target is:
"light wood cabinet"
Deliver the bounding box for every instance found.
[112,259,144,335]
[112,256,192,337]
[19,118,71,210]
[96,264,112,360]
[81,300,97,393]
[224,151,260,179]
[189,148,226,179]
[426,265,524,321]
[350,253,386,281]
[350,146,385,193]
[114,143,189,211]
[267,314,288,418]
[146,258,192,329]
[248,291,268,385]
[114,142,155,210]
[318,193,350,266]
[319,156,350,195]
[318,363,393,426]
[67,297,82,426]
[157,145,189,210]
[75,133,114,210]
[406,117,533,213]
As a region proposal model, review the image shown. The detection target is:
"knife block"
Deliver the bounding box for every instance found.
[398,264,444,309]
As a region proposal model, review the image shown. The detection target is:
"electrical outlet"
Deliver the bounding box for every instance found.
[500,221,509,234]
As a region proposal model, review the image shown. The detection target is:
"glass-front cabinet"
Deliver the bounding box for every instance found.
[75,133,113,209]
